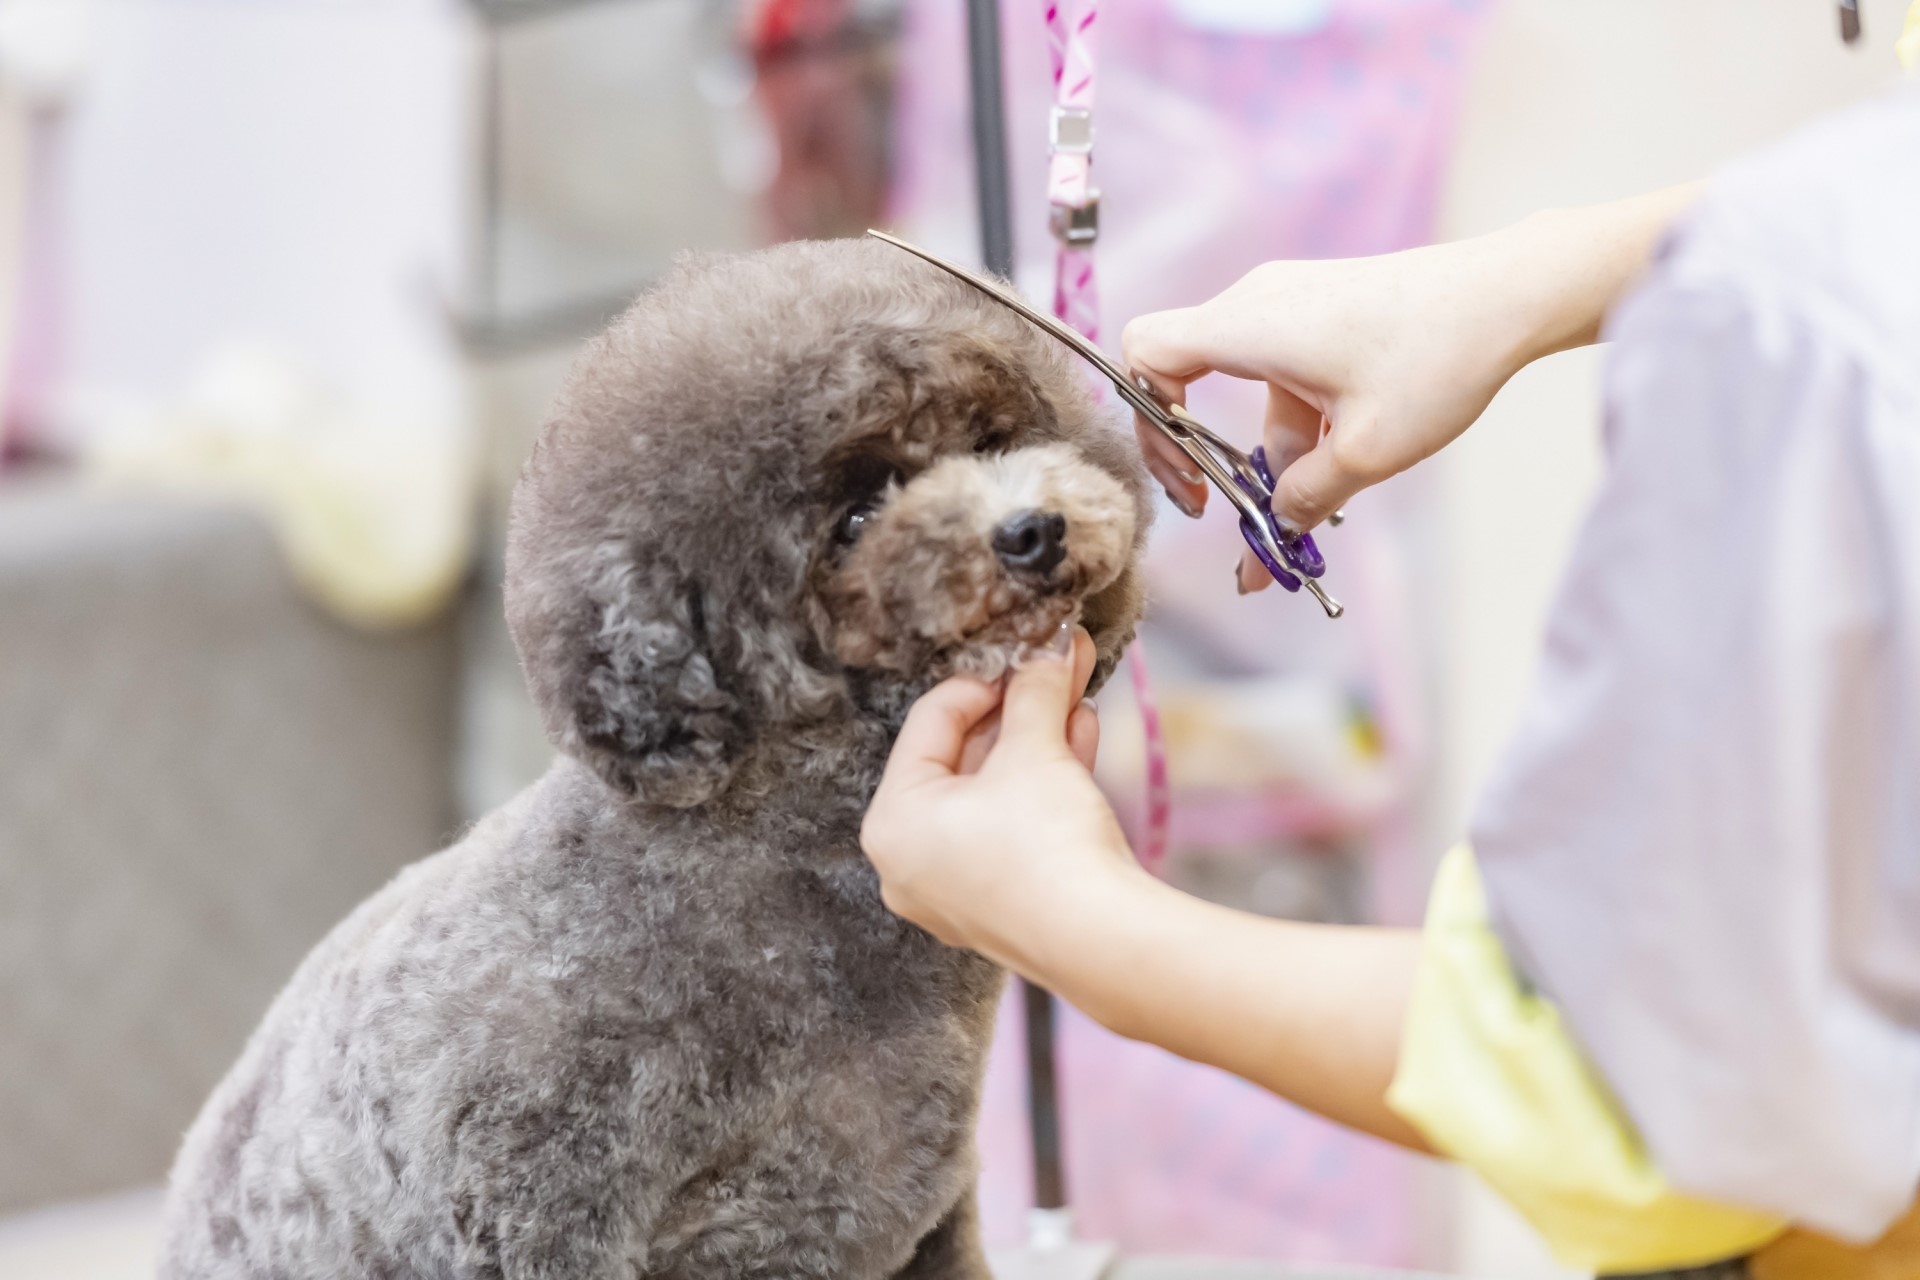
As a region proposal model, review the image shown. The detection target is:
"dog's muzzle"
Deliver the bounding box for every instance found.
[816,441,1137,676]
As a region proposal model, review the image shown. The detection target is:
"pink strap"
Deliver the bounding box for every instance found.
[1045,0,1102,343]
[1125,644,1171,868]
[1052,246,1101,350]
[1040,0,1168,870]
[1043,0,1097,210]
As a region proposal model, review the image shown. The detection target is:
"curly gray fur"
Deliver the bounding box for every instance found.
[158,238,1150,1280]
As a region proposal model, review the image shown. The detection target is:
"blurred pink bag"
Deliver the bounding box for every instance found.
[889,0,1491,1264]
[976,998,1426,1264]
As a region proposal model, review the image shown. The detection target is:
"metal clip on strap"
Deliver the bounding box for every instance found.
[1047,105,1097,245]
[1048,104,1093,154]
[1049,196,1099,245]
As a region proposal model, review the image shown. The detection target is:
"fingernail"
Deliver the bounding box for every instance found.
[1046,620,1074,660]
[1232,560,1249,596]
[1176,464,1204,485]
[1170,490,1200,519]
[1077,697,1097,717]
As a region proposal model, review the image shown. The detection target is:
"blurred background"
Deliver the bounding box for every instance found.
[0,1,1908,1276]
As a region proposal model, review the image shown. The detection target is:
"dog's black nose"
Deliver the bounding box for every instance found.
[992,510,1068,577]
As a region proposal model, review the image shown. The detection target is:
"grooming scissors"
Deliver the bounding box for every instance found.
[868,229,1343,619]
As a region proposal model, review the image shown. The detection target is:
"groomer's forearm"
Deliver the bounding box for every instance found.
[1493,182,1704,363]
[1009,866,1433,1154]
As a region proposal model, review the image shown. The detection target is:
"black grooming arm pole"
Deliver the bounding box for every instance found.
[963,0,1069,1219]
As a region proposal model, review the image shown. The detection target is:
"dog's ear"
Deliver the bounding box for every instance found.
[515,549,747,808]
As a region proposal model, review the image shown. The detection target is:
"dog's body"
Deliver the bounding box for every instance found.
[160,238,1148,1279]
[159,760,1000,1279]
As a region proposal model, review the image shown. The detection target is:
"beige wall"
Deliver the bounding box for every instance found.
[1427,2,1910,1273]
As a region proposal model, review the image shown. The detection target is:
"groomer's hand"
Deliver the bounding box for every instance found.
[1122,184,1700,591]
[866,626,1432,1153]
[861,626,1144,969]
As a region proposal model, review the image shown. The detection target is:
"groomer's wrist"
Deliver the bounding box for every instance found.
[989,844,1140,974]
[1469,207,1605,375]
[1008,859,1188,1038]
[1501,184,1703,367]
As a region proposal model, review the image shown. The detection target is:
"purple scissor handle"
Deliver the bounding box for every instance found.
[1158,408,1340,616]
[1233,445,1327,593]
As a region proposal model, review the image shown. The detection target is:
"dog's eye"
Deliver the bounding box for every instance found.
[835,501,879,546]
[972,436,1000,455]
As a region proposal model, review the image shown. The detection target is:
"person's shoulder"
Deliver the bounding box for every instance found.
[1667,88,1920,346]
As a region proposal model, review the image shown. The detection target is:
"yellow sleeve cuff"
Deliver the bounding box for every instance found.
[1386,848,1787,1274]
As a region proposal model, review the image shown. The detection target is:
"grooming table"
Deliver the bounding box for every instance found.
[1116,1269,1448,1279]
[0,478,459,1213]
[996,1261,1452,1280]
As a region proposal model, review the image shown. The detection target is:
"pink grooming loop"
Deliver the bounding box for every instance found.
[1041,0,1170,871]
[1124,644,1171,868]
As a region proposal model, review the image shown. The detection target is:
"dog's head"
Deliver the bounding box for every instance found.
[505,238,1150,807]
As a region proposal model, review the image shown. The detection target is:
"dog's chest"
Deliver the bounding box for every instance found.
[642,1007,993,1278]
[616,847,1002,1276]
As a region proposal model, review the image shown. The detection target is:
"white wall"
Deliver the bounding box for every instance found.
[1428,2,1910,1274]
[48,0,467,440]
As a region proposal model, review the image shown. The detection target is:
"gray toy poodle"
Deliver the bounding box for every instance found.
[159,237,1150,1280]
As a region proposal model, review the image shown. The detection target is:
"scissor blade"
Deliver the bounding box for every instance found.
[869,231,1343,619]
[867,230,1166,423]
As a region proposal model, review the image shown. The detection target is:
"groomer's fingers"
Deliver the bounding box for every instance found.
[1134,415,1208,517]
[1122,308,1215,388]
[1267,424,1380,532]
[1235,546,1270,596]
[1123,310,1213,516]
[879,677,1005,789]
[1262,384,1325,482]
[955,709,1001,775]
[1069,626,1098,705]
[996,627,1096,752]
[1066,700,1100,771]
